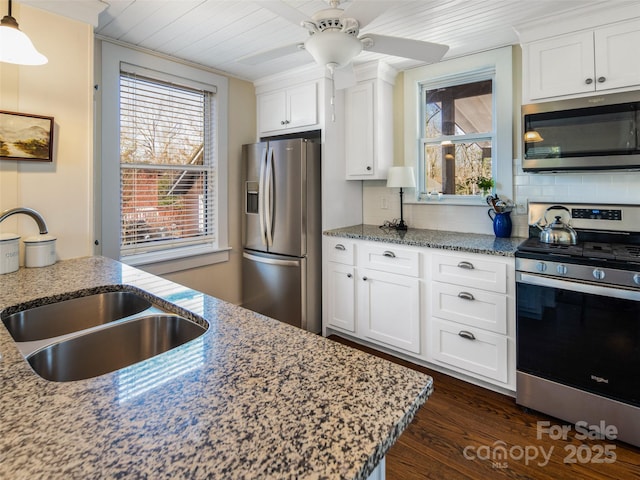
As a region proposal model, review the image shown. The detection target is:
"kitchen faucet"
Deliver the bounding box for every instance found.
[0,207,49,234]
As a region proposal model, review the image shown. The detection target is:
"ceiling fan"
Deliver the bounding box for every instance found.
[240,0,449,86]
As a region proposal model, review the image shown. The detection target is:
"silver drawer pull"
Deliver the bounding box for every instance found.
[458,330,476,340]
[458,291,475,301]
[383,251,396,258]
[334,244,346,251]
[457,261,474,270]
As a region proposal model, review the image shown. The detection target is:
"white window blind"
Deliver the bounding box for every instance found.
[119,70,217,257]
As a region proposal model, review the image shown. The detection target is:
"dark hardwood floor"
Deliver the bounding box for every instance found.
[328,336,640,480]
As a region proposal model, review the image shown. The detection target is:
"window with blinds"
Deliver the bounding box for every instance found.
[119,71,216,257]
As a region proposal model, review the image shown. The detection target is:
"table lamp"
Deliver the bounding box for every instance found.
[386,166,415,231]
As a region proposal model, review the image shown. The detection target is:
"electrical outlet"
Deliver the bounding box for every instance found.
[381,196,389,210]
[516,202,527,215]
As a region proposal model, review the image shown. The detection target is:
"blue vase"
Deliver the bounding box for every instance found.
[488,209,512,238]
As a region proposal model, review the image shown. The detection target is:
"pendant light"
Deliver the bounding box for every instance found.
[0,0,47,65]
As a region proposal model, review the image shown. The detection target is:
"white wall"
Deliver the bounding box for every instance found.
[0,3,94,262]
[363,46,640,239]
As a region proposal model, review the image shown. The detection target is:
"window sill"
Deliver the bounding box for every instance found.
[122,246,231,275]
[405,194,491,206]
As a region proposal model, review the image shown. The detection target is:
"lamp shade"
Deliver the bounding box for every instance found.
[386,166,416,188]
[0,10,47,66]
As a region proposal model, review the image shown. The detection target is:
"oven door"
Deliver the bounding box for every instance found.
[516,272,640,407]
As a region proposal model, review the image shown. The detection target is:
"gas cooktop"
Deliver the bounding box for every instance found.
[517,237,640,263]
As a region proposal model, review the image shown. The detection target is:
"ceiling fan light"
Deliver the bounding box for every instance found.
[0,12,48,66]
[304,30,362,69]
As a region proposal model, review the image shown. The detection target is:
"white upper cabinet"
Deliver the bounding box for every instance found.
[345,61,397,180]
[523,18,640,102]
[258,82,318,135]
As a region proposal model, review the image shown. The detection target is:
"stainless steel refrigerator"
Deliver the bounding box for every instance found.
[241,138,321,333]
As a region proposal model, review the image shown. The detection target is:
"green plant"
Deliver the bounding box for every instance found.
[475,176,494,193]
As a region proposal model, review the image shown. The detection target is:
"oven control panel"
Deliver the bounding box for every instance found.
[572,208,622,221]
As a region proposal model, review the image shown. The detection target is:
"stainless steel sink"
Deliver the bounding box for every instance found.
[28,314,207,382]
[2,291,152,342]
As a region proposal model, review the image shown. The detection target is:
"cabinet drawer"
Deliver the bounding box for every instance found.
[432,282,507,334]
[432,253,507,293]
[430,318,508,383]
[325,238,355,265]
[359,244,420,277]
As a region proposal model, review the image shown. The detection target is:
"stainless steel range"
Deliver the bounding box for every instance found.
[516,202,640,447]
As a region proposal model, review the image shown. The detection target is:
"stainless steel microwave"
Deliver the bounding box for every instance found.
[522,91,640,172]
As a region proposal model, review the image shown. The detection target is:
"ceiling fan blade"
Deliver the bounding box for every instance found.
[237,43,306,65]
[342,0,395,28]
[259,1,310,26]
[362,34,449,63]
[334,63,356,90]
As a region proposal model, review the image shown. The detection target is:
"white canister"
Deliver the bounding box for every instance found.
[0,233,20,274]
[24,234,57,268]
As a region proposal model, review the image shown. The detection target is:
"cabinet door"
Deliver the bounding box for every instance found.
[358,268,420,353]
[526,31,595,100]
[258,90,287,133]
[287,83,317,129]
[594,20,640,91]
[326,262,356,332]
[345,81,375,177]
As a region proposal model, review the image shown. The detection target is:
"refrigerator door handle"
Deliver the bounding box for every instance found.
[243,251,300,267]
[258,147,268,246]
[265,146,275,247]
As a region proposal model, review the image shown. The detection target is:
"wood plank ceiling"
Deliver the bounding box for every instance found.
[94,0,616,81]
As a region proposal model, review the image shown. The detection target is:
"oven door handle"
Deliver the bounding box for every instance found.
[517,272,640,301]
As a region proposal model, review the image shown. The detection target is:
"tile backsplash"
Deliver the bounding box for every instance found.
[362,159,640,239]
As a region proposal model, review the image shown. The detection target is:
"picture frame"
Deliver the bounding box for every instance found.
[0,110,54,162]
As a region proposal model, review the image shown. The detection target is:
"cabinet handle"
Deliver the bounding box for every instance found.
[347,273,352,278]
[366,166,372,171]
[458,291,475,301]
[597,76,606,83]
[362,276,368,281]
[281,120,286,125]
[457,261,474,270]
[585,78,593,85]
[334,244,346,251]
[458,330,476,340]
[383,251,396,258]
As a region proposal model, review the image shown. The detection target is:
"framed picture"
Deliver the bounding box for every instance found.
[0,110,54,162]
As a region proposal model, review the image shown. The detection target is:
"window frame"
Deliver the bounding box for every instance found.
[404,46,513,205]
[99,41,229,272]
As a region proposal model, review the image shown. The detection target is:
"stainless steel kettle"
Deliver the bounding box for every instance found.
[534,205,578,245]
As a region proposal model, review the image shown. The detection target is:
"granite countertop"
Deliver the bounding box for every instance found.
[0,257,432,480]
[324,224,526,257]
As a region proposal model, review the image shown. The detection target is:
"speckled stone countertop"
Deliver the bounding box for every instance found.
[324,224,526,257]
[0,257,432,480]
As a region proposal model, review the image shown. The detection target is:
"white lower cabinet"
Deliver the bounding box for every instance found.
[325,262,356,332]
[357,268,421,354]
[427,250,515,390]
[322,237,515,393]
